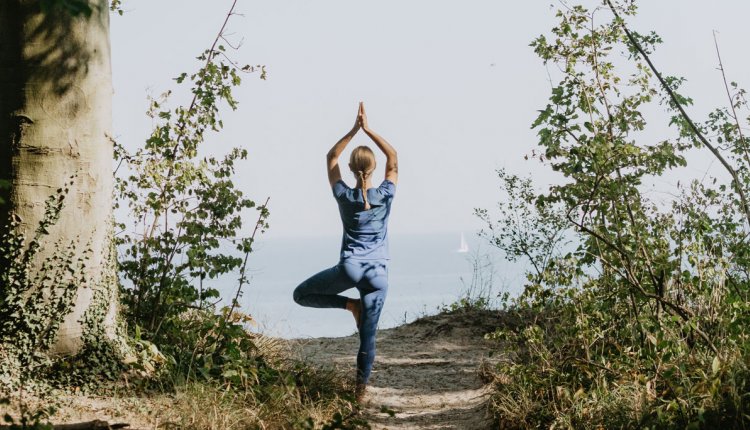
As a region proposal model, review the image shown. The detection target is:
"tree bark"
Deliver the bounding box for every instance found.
[0,0,119,355]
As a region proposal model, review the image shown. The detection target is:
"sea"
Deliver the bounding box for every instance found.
[211,232,526,339]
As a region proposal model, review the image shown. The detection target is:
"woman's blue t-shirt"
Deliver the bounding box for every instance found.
[332,179,396,261]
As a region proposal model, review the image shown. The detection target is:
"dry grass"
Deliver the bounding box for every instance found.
[1,334,363,429]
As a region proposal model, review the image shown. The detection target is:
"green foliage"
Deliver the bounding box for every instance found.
[113,45,274,398]
[40,0,124,17]
[47,248,128,390]
[131,308,367,429]
[109,31,292,427]
[110,0,123,15]
[0,180,127,393]
[114,40,268,350]
[1,3,361,427]
[156,308,260,387]
[476,169,569,285]
[480,1,750,428]
[0,182,83,386]
[108,8,362,428]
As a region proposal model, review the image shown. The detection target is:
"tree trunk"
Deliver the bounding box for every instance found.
[0,0,119,356]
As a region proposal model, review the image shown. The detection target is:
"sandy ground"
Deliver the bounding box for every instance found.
[290,309,505,430]
[0,308,504,429]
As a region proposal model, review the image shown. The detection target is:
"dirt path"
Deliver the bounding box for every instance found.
[0,309,504,429]
[291,309,504,430]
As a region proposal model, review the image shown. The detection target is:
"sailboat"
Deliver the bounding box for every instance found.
[457,232,469,253]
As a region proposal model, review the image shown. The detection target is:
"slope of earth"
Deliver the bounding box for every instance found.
[289,308,508,430]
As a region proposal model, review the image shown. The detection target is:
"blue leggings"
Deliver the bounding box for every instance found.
[293,259,388,384]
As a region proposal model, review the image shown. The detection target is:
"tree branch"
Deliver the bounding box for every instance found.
[713,31,750,169]
[604,0,750,228]
[225,197,270,326]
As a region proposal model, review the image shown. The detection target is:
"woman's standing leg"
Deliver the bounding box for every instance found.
[353,261,388,386]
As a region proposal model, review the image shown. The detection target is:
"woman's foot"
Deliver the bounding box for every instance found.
[354,382,367,402]
[346,298,362,329]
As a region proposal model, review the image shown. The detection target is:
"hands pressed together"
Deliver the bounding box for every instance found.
[329,101,398,186]
[351,102,370,134]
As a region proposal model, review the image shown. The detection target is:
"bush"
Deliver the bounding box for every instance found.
[479,1,750,427]
[148,309,366,429]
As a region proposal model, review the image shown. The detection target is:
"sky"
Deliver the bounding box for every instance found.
[110,0,750,239]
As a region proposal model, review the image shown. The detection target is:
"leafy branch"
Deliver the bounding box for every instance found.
[604,0,750,227]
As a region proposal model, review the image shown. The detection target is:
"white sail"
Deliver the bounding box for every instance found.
[457,232,469,253]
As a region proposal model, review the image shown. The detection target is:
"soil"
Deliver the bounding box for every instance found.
[0,308,507,430]
[289,308,507,430]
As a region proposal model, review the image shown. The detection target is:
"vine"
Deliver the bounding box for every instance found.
[0,179,90,390]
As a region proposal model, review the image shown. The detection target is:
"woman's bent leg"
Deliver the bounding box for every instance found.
[293,264,352,309]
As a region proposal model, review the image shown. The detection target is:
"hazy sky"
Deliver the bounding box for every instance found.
[111,1,750,239]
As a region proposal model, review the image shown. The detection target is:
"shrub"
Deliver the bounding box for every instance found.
[479,1,750,427]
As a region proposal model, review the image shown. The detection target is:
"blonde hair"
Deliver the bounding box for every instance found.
[349,146,376,210]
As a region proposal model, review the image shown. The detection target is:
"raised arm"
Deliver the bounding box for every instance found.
[327,107,361,187]
[359,102,398,184]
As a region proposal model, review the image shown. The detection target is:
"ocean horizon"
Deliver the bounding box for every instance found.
[210,231,526,339]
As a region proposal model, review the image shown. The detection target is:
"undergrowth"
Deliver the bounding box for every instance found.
[1,306,367,429]
[2,3,366,429]
[128,309,367,429]
[478,1,750,428]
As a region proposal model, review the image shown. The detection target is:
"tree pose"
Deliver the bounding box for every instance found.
[293,102,398,400]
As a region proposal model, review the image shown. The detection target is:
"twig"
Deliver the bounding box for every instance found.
[713,31,750,169]
[604,0,750,228]
[0,421,129,430]
[566,209,718,353]
[225,197,270,326]
[151,0,250,228]
[220,34,244,50]
[173,0,241,148]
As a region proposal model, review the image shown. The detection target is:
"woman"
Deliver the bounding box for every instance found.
[293,102,398,400]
